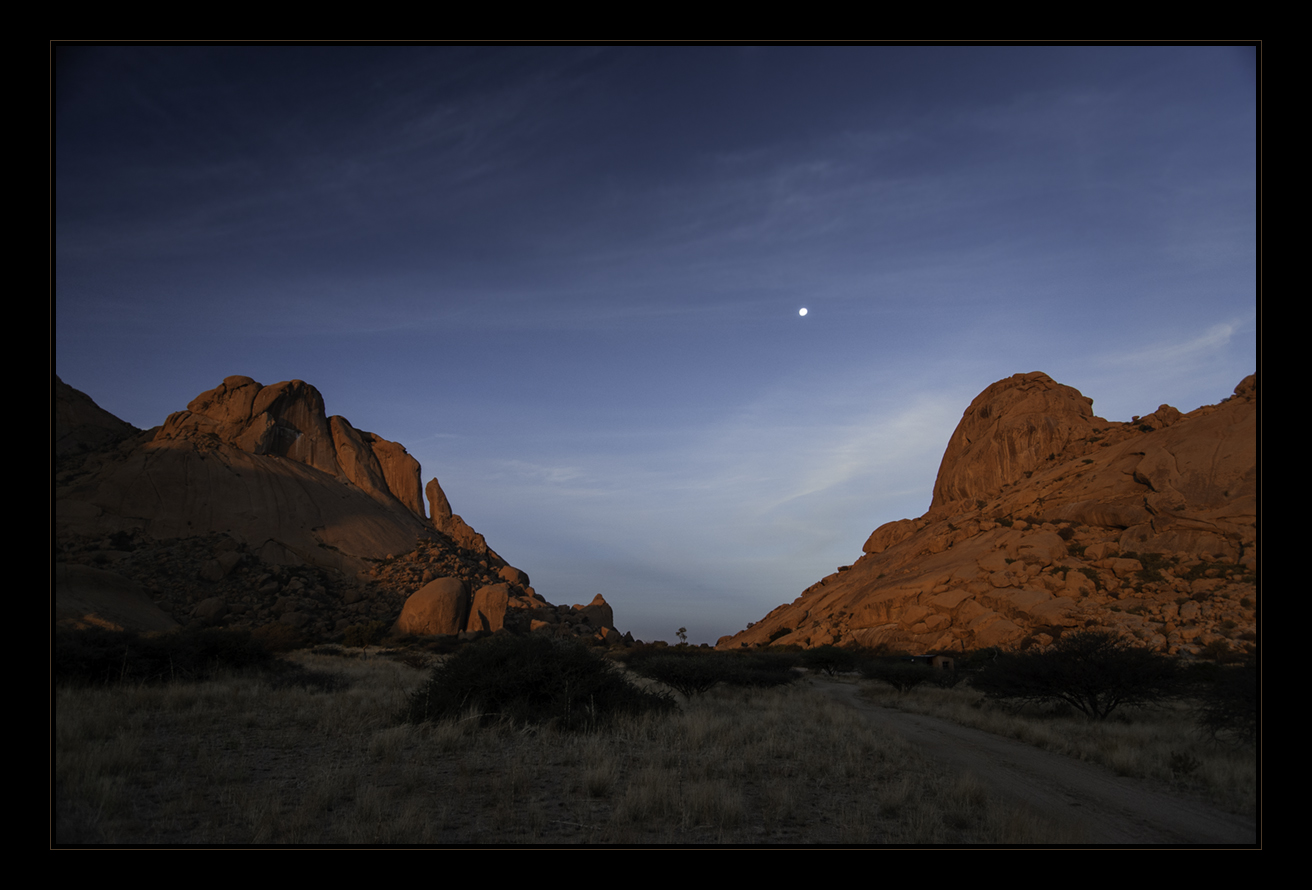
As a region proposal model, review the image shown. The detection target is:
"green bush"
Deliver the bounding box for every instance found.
[400,634,676,731]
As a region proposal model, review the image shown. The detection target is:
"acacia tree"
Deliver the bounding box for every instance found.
[800,645,858,676]
[860,660,937,694]
[971,631,1180,720]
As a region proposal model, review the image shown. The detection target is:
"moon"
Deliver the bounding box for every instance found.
[798,307,808,317]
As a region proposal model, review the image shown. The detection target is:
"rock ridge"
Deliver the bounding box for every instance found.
[54,376,632,645]
[718,372,1257,658]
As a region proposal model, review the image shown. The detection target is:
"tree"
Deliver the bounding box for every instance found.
[1193,658,1257,744]
[860,659,939,694]
[800,645,858,676]
[632,652,724,698]
[971,631,1180,720]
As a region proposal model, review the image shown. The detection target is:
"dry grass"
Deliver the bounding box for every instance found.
[858,679,1257,815]
[55,650,1081,845]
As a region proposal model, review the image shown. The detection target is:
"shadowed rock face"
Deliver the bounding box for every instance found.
[58,376,446,575]
[55,376,629,644]
[719,373,1257,657]
[54,375,139,457]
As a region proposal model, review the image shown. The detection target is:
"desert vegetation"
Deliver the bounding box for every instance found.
[54,630,1083,845]
[399,633,676,730]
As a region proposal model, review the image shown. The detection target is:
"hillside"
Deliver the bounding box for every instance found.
[717,372,1257,657]
[54,376,624,643]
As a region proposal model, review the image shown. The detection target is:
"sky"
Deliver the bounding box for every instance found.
[53,45,1258,645]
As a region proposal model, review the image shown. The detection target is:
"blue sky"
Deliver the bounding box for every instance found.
[54,45,1258,644]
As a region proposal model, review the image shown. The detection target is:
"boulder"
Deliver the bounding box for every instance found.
[575,594,615,630]
[394,578,470,636]
[467,583,511,633]
[498,565,531,587]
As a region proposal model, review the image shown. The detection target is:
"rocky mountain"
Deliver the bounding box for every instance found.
[54,375,625,644]
[717,372,1257,658]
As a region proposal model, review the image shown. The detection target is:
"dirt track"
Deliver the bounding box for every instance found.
[816,679,1257,845]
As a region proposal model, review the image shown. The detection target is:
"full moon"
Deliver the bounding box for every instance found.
[798,307,808,317]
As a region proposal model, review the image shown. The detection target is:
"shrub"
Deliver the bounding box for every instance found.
[250,622,305,653]
[970,631,1180,720]
[399,634,676,731]
[54,626,274,686]
[1200,638,1244,663]
[342,620,388,649]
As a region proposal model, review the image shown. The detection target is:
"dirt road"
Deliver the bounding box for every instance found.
[816,679,1257,845]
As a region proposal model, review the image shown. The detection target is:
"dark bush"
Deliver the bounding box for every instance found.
[1193,659,1257,745]
[342,620,388,649]
[726,651,802,688]
[970,631,1180,720]
[250,622,306,653]
[54,626,274,686]
[630,649,800,696]
[400,633,676,731]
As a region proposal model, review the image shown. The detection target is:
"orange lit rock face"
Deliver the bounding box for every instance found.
[157,375,426,520]
[719,373,1257,658]
[930,372,1098,515]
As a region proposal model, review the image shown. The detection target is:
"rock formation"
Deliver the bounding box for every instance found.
[717,372,1257,658]
[393,577,471,636]
[54,375,139,458]
[54,376,628,644]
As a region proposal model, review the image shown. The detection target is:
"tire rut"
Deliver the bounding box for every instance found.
[815,678,1256,845]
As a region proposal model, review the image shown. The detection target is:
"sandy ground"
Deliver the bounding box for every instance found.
[815,678,1258,846]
